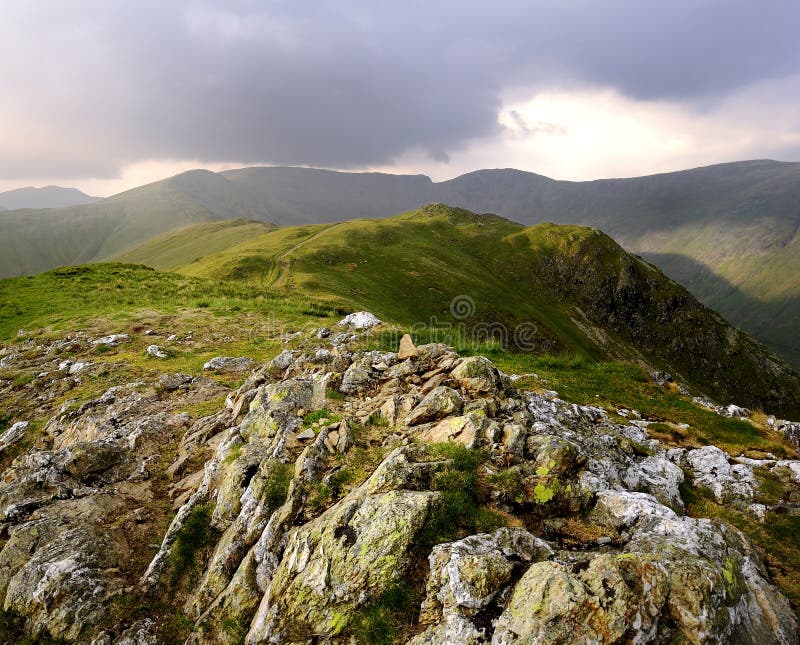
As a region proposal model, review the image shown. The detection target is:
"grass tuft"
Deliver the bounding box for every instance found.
[263,462,293,512]
[419,443,505,550]
[350,581,418,645]
[168,504,220,586]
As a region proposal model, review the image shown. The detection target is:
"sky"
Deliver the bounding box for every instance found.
[1,1,799,196]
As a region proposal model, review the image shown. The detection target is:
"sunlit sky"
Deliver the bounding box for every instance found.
[1,1,798,196]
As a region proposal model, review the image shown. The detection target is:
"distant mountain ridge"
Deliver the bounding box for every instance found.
[0,170,258,277]
[1,159,799,367]
[0,185,99,210]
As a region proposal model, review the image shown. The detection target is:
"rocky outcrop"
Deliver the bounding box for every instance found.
[412,528,553,644]
[247,457,439,641]
[0,319,798,643]
[0,368,228,642]
[770,416,800,451]
[91,333,130,347]
[682,445,758,505]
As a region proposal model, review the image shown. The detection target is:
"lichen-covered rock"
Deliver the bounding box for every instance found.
[145,344,168,358]
[340,357,375,394]
[590,490,677,530]
[684,445,757,504]
[495,523,797,644]
[0,442,134,521]
[774,418,800,450]
[582,490,798,644]
[239,378,313,442]
[413,528,553,643]
[42,381,199,449]
[492,557,642,645]
[3,525,127,641]
[379,394,418,425]
[421,528,553,618]
[157,372,193,392]
[91,333,129,347]
[0,420,28,454]
[338,311,382,329]
[269,349,296,372]
[410,614,484,645]
[526,434,584,476]
[247,486,438,641]
[451,356,504,394]
[1,327,798,644]
[406,386,464,425]
[421,411,490,447]
[723,404,750,418]
[525,392,607,433]
[398,333,418,359]
[769,459,800,486]
[623,454,685,510]
[113,619,158,645]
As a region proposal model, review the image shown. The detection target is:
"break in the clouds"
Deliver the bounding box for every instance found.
[1,0,799,193]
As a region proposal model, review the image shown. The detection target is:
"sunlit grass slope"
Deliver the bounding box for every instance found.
[116,203,800,415]
[113,219,273,271]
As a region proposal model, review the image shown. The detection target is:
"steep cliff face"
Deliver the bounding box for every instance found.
[515,225,800,416]
[1,320,799,643]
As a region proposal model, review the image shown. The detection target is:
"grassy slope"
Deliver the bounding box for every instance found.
[1,263,794,451]
[641,227,800,366]
[180,206,601,358]
[0,263,319,341]
[0,170,261,278]
[434,161,800,368]
[128,204,800,415]
[113,219,274,271]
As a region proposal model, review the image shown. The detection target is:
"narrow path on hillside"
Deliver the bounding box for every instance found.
[272,222,345,289]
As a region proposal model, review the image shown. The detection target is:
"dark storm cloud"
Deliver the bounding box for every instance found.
[1,0,798,178]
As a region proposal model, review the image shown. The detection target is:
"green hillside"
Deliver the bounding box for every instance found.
[3,261,800,642]
[119,204,800,416]
[189,161,800,369]
[0,170,262,277]
[113,219,273,271]
[216,161,800,370]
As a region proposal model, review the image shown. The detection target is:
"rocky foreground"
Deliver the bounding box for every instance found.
[1,319,799,643]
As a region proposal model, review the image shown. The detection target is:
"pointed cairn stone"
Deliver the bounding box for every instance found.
[398,334,418,359]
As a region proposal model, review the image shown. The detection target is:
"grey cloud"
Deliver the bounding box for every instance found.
[0,0,798,178]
